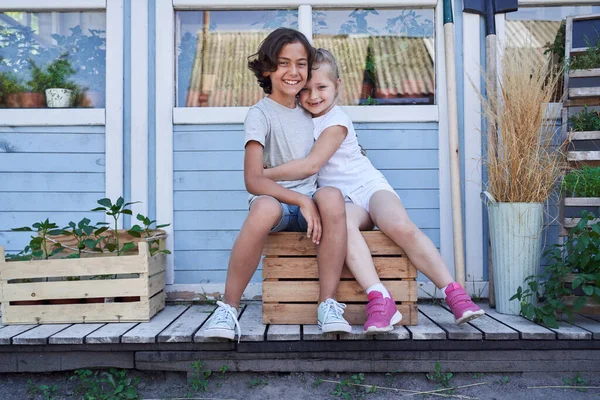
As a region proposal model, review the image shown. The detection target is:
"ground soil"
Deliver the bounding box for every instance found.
[1,369,598,400]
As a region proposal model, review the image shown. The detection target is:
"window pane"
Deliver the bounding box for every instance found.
[313,8,435,106]
[506,6,600,101]
[0,11,106,108]
[176,10,298,107]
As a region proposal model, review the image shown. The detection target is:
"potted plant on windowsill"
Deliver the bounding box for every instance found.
[0,72,26,108]
[1,197,170,324]
[479,47,566,315]
[30,57,78,108]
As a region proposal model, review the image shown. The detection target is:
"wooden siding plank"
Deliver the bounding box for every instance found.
[0,193,104,212]
[174,170,439,191]
[157,305,214,343]
[0,133,104,153]
[267,324,301,341]
[85,323,138,344]
[239,303,266,342]
[419,304,482,340]
[174,210,440,231]
[49,323,105,345]
[302,325,337,341]
[0,212,96,231]
[0,154,104,173]
[479,305,555,340]
[567,315,600,339]
[406,311,447,340]
[194,305,246,343]
[0,126,105,134]
[0,325,37,345]
[174,270,262,284]
[121,305,188,344]
[12,324,71,345]
[0,173,104,192]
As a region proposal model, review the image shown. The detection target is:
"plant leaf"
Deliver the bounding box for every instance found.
[120,242,136,253]
[97,198,112,208]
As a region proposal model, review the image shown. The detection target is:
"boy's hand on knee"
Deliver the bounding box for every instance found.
[299,195,322,245]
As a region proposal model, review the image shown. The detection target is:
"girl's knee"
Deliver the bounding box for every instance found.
[315,186,343,202]
[384,220,419,242]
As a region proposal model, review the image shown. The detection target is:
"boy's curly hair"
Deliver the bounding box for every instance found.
[248,28,314,94]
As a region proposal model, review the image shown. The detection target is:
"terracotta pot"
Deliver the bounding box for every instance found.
[19,92,46,108]
[5,93,20,108]
[78,91,105,108]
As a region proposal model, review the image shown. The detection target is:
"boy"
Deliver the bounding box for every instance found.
[202,28,351,340]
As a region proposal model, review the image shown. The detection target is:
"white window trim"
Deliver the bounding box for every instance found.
[171,1,441,124]
[0,0,124,226]
[158,1,450,286]
[519,1,599,7]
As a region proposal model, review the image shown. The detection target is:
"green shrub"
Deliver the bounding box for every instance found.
[562,166,600,197]
[569,106,600,132]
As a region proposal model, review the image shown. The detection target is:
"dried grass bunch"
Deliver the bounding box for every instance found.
[480,47,565,203]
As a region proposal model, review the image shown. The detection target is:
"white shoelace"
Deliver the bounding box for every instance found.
[212,301,242,342]
[322,298,347,323]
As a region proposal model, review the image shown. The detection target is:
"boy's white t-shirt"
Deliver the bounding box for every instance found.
[312,106,384,196]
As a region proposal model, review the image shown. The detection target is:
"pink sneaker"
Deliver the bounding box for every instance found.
[444,282,485,324]
[364,291,403,333]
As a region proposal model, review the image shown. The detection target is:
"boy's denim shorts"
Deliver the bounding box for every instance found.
[249,193,314,232]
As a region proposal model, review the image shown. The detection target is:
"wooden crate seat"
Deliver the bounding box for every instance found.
[262,231,418,325]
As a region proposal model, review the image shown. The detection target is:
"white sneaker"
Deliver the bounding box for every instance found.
[202,301,241,341]
[318,298,352,333]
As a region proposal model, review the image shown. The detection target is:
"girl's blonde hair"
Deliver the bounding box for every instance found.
[314,48,340,87]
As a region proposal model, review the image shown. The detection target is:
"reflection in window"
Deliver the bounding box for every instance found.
[506,6,600,101]
[176,10,298,107]
[0,11,106,108]
[313,9,435,106]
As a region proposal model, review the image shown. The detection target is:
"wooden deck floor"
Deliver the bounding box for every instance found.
[0,302,599,374]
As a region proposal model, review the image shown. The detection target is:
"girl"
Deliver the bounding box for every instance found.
[263,49,484,332]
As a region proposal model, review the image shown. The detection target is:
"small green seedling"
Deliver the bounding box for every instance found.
[187,361,212,393]
[312,378,324,388]
[472,372,483,379]
[426,362,453,388]
[248,378,267,388]
[500,376,510,384]
[564,372,589,392]
[27,380,58,400]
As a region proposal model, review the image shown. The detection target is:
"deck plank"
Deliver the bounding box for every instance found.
[49,323,104,345]
[194,305,245,343]
[122,305,188,344]
[12,324,71,345]
[302,325,337,340]
[548,321,592,340]
[86,323,138,344]
[267,324,301,341]
[339,325,374,341]
[158,305,213,343]
[0,325,38,345]
[446,307,519,340]
[239,303,266,342]
[406,311,446,340]
[374,325,411,340]
[419,304,482,340]
[479,304,555,340]
[566,315,600,339]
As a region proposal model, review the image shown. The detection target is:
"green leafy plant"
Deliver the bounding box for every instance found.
[568,36,600,71]
[564,372,589,392]
[562,166,600,197]
[187,361,212,394]
[249,378,268,388]
[27,379,58,400]
[92,197,139,256]
[313,378,324,388]
[500,376,510,384]
[72,368,139,400]
[569,106,600,132]
[0,71,26,95]
[9,219,64,261]
[511,211,600,328]
[126,214,171,256]
[426,362,453,388]
[544,20,566,68]
[57,217,106,259]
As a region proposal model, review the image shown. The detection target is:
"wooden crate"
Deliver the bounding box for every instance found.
[0,241,166,325]
[262,231,418,325]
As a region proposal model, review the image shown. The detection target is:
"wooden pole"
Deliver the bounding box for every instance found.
[443,0,466,287]
[486,33,497,307]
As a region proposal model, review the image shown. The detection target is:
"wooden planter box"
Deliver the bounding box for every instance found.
[262,231,418,325]
[563,197,600,229]
[563,273,600,315]
[0,240,166,325]
[568,68,600,100]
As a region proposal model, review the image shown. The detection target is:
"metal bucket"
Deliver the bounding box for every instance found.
[483,192,544,315]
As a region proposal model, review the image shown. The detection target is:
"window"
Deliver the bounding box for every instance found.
[313,8,435,106]
[0,11,106,109]
[176,10,298,107]
[505,5,600,101]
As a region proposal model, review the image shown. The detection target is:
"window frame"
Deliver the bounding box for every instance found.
[170,0,441,124]
[0,0,124,220]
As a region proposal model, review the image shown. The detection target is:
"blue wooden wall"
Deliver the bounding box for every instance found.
[0,126,105,255]
[172,121,441,284]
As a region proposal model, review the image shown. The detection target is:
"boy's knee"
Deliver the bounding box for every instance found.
[248,196,282,224]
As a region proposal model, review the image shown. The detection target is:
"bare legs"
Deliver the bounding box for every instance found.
[313,187,347,302]
[344,204,382,290]
[223,197,282,309]
[368,190,453,289]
